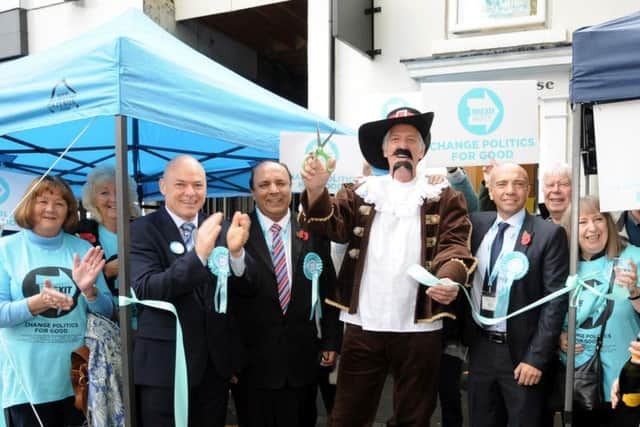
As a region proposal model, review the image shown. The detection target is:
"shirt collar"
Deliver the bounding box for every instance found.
[164,206,198,230]
[255,207,290,233]
[494,208,526,230]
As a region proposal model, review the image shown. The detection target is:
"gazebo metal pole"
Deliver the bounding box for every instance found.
[564,103,582,426]
[115,115,136,427]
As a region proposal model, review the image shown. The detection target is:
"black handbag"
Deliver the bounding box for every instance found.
[548,275,613,412]
[573,331,605,411]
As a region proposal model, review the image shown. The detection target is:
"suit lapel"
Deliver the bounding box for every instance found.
[156,208,184,246]
[473,212,497,253]
[290,218,303,278]
[513,212,534,255]
[247,211,275,275]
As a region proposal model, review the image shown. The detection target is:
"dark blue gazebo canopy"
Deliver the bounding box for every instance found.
[571,11,640,104]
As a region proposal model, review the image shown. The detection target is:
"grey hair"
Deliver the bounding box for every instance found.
[382,128,426,151]
[82,164,141,223]
[542,163,571,185]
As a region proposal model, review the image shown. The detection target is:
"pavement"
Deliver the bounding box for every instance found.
[226,374,563,426]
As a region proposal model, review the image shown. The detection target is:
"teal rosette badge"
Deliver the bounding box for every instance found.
[303,252,323,321]
[494,252,530,317]
[208,247,230,313]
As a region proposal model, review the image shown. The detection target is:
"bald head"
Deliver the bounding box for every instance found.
[160,155,207,221]
[163,155,205,179]
[488,163,530,219]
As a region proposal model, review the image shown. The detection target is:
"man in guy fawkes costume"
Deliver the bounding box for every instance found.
[300,107,477,426]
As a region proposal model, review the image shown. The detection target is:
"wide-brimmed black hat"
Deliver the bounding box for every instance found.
[358,107,434,170]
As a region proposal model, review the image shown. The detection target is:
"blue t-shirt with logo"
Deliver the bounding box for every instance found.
[560,245,640,401]
[0,229,112,407]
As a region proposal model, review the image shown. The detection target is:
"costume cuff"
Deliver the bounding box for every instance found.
[436,258,469,285]
[300,188,333,223]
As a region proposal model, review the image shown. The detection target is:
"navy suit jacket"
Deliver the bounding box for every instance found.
[466,211,569,370]
[130,208,254,388]
[232,210,342,389]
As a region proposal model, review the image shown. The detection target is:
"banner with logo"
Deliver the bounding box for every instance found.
[0,170,34,232]
[421,81,539,167]
[593,100,640,212]
[280,132,363,194]
[354,92,423,131]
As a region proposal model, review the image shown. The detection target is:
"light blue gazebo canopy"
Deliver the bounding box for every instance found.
[0,8,352,198]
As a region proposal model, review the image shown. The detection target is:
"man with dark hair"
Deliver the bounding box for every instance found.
[466,163,569,427]
[232,160,341,427]
[300,108,476,425]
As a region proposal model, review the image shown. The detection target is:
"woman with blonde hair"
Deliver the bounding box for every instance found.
[76,165,140,297]
[558,195,640,426]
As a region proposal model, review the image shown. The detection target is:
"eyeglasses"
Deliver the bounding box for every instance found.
[544,181,570,190]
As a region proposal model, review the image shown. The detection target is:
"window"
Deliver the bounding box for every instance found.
[448,0,546,34]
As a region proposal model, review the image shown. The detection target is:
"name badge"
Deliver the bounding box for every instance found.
[481,295,497,312]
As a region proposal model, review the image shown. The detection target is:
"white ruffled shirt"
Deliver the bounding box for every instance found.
[339,174,448,332]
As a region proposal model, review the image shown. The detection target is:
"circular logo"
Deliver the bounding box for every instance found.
[457,88,504,135]
[23,266,79,318]
[304,138,340,163]
[170,241,185,255]
[381,97,409,118]
[0,176,10,205]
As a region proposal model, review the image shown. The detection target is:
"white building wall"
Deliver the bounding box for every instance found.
[308,0,639,195]
[20,0,142,53]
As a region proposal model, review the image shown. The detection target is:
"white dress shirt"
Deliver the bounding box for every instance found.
[471,208,526,332]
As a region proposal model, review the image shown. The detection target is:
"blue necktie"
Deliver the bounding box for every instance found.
[483,222,510,292]
[180,222,195,251]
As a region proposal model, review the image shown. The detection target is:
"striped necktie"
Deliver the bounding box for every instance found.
[270,223,290,314]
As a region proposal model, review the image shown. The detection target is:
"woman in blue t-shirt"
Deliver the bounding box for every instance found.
[0,175,112,427]
[559,196,640,427]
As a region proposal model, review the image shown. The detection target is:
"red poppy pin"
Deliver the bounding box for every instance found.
[78,233,97,244]
[520,231,532,246]
[297,230,309,241]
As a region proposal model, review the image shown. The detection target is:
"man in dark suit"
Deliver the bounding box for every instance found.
[130,155,252,427]
[232,160,341,427]
[466,163,569,427]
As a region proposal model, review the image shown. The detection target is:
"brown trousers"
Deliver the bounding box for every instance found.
[330,324,442,427]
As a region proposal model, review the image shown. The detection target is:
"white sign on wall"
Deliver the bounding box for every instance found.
[593,100,640,213]
[280,132,362,194]
[0,170,35,232]
[422,81,539,167]
[355,92,423,130]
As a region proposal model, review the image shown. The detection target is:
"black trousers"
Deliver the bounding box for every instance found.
[468,334,544,427]
[136,364,229,427]
[246,382,317,427]
[439,353,464,427]
[6,397,84,427]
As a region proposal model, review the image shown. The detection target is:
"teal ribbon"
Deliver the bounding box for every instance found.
[407,264,604,326]
[208,247,230,314]
[118,290,188,427]
[303,253,323,321]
